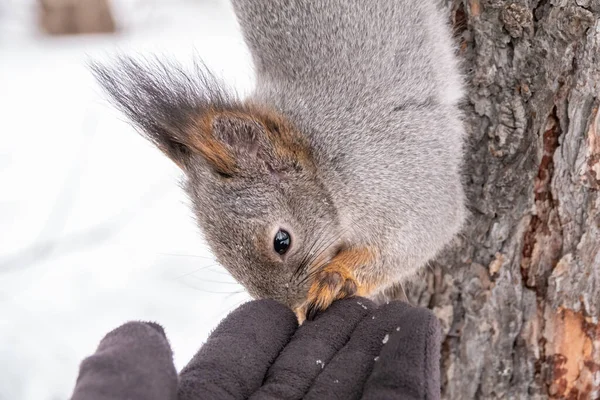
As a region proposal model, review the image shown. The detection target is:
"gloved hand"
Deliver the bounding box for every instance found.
[70,297,442,400]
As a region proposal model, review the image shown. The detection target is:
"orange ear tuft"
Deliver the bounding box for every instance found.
[188,110,238,176]
[187,104,313,175]
[245,104,314,169]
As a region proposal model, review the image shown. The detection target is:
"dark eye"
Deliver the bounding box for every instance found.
[273,229,291,255]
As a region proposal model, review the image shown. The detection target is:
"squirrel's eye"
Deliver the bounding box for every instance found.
[273,229,291,255]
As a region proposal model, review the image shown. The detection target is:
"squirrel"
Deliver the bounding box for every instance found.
[92,0,466,322]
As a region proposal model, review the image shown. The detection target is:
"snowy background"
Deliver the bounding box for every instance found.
[0,1,254,399]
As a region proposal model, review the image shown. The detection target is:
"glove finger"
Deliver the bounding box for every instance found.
[178,299,297,400]
[71,321,177,400]
[249,297,374,400]
[302,301,414,400]
[361,303,442,400]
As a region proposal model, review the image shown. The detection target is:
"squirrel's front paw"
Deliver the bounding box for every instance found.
[295,247,376,323]
[302,265,358,322]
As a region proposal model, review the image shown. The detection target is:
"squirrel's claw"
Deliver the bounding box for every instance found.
[295,246,375,324]
[307,276,357,321]
[301,266,358,322]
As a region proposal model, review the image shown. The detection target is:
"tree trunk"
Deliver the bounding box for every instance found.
[406,1,600,399]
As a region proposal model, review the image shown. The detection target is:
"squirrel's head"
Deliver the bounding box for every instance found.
[91,57,343,308]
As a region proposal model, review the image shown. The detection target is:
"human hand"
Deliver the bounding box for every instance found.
[71,297,441,400]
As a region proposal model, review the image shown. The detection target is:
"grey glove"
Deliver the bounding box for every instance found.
[71,297,442,400]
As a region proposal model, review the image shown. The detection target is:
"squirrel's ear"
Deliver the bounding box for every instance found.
[197,108,313,176]
[209,112,264,154]
[90,56,234,171]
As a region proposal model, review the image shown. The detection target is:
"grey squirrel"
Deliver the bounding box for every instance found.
[92,0,466,322]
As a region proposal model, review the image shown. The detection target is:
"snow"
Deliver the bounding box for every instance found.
[0,1,255,399]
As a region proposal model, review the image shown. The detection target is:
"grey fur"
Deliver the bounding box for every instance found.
[92,0,466,308]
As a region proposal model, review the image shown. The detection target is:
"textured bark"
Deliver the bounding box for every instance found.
[405,1,600,399]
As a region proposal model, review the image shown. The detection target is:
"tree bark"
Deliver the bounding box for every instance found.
[406,1,600,399]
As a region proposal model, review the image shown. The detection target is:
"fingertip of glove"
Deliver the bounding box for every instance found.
[237,298,297,322]
[99,321,171,351]
[143,321,167,338]
[376,301,443,343]
[307,296,377,323]
[213,299,298,338]
[378,300,437,322]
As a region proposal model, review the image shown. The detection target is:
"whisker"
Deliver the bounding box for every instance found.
[292,223,329,281]
[181,275,242,285]
[297,234,350,286]
[398,281,409,303]
[298,224,355,276]
[224,289,247,301]
[179,282,246,294]
[205,268,233,276]
[294,227,324,277]
[296,259,329,287]
[157,252,215,260]
[215,296,251,321]
[171,264,223,280]
[426,261,435,273]
[292,238,330,283]
[298,229,343,273]
[291,212,375,290]
[293,220,363,289]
